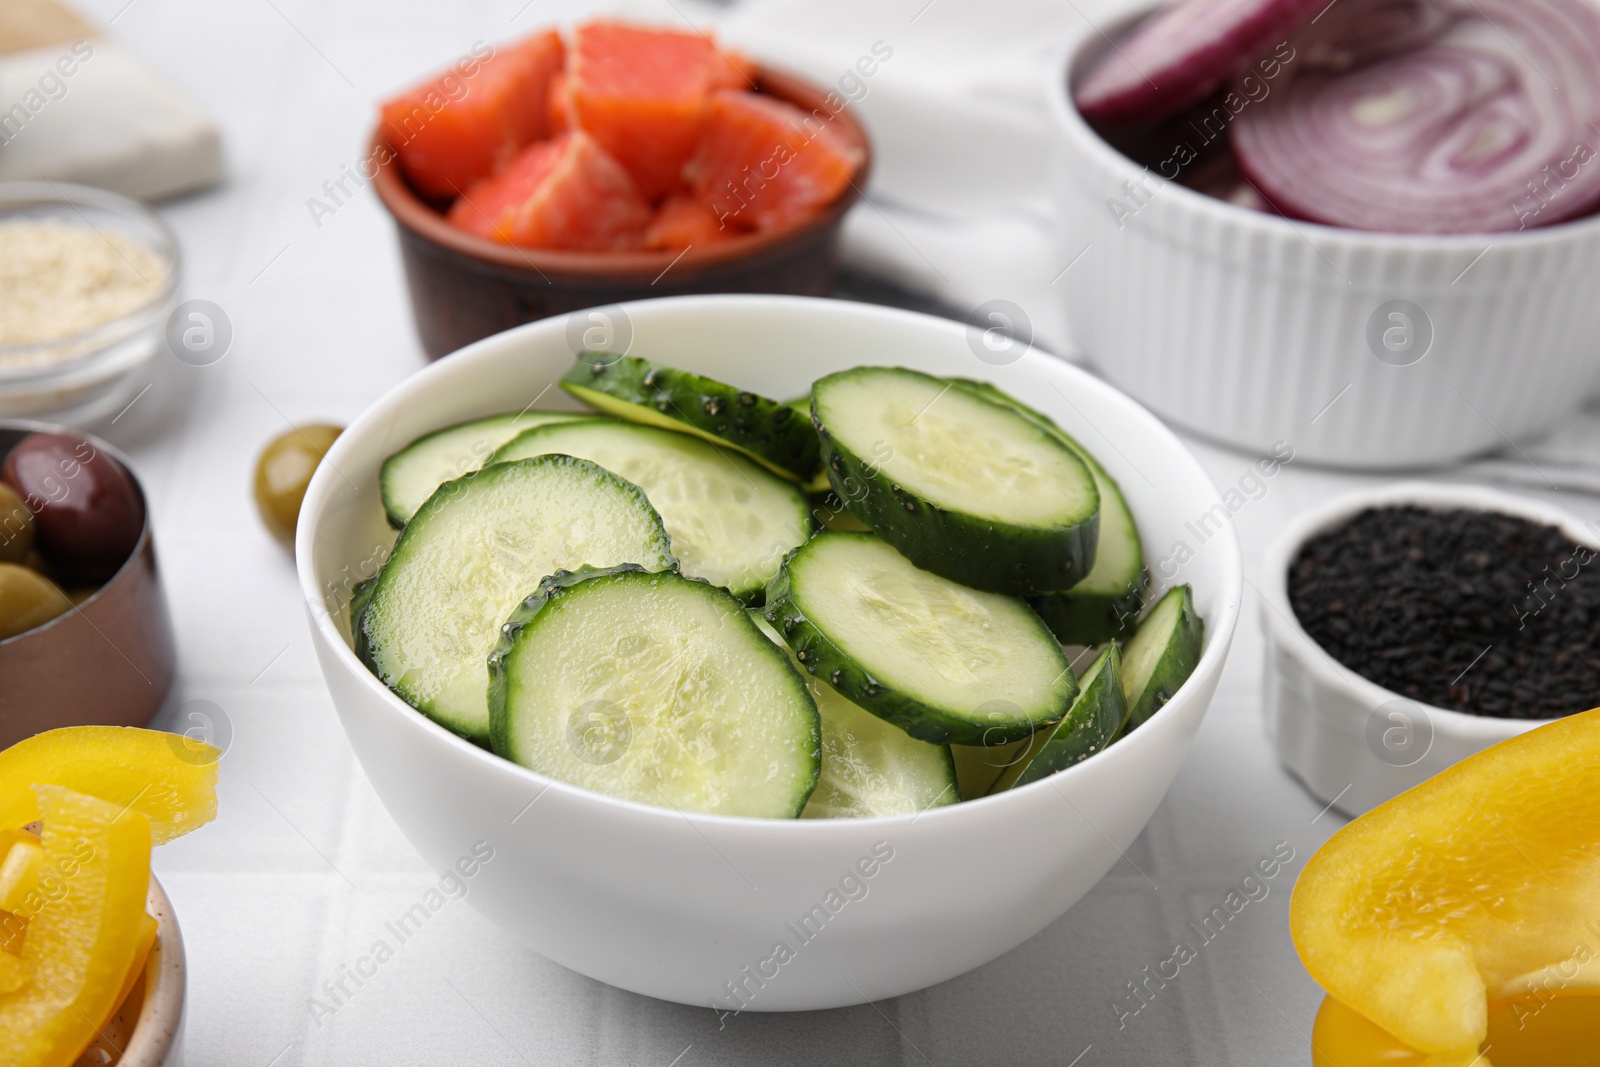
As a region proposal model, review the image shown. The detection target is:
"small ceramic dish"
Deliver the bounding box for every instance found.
[1261,481,1598,817]
[0,422,176,750]
[1048,12,1600,469]
[74,875,187,1067]
[0,182,180,424]
[372,66,871,361]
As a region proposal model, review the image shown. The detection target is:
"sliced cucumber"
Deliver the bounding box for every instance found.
[810,490,872,532]
[491,419,813,601]
[487,566,820,819]
[350,575,378,636]
[788,395,833,493]
[379,411,587,527]
[358,455,676,744]
[561,355,822,482]
[950,380,1148,644]
[752,613,957,819]
[765,531,1077,745]
[992,644,1126,793]
[1118,585,1204,737]
[811,367,1100,596]
[951,738,1035,801]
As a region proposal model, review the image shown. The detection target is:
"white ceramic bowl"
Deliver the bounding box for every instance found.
[1262,481,1598,818]
[1048,12,1600,469]
[297,295,1243,1009]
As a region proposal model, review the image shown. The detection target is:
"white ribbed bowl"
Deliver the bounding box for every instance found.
[1261,481,1598,817]
[1048,13,1600,469]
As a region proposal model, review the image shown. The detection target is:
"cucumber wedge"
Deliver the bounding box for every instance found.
[491,419,813,601]
[992,644,1127,793]
[358,456,676,744]
[1118,585,1204,737]
[811,367,1100,596]
[488,566,820,819]
[951,738,1035,801]
[752,614,958,819]
[765,532,1077,745]
[561,355,822,482]
[379,410,587,527]
[950,380,1147,643]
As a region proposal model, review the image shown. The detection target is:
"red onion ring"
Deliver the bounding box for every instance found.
[1075,0,1329,125]
[1231,0,1600,233]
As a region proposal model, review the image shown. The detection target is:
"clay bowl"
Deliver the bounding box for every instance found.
[76,876,187,1067]
[0,422,176,750]
[371,66,872,360]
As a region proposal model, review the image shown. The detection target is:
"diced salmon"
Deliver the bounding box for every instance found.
[447,131,652,250]
[686,90,863,231]
[645,194,741,250]
[547,72,574,136]
[566,20,755,199]
[381,31,566,200]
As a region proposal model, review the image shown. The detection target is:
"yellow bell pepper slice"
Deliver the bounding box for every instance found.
[0,839,45,913]
[0,784,152,1067]
[100,912,158,1030]
[0,950,26,994]
[1293,708,1600,1056]
[0,727,218,845]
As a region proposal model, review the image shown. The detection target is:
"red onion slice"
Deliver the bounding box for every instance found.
[1075,0,1330,125]
[1231,0,1600,233]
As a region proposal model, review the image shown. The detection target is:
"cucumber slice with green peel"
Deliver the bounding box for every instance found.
[1118,585,1204,737]
[358,455,676,744]
[560,354,822,482]
[810,490,872,532]
[764,531,1078,745]
[952,738,1035,800]
[950,380,1147,643]
[992,644,1127,793]
[487,566,820,819]
[752,614,957,819]
[350,575,378,636]
[811,367,1101,596]
[379,410,588,527]
[786,396,832,492]
[491,419,813,601]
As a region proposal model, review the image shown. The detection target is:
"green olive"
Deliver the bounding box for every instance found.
[0,482,33,565]
[254,424,343,547]
[0,562,72,640]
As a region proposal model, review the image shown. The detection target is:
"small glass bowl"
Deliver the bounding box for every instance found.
[0,181,180,423]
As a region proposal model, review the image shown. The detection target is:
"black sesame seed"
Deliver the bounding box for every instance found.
[1287,506,1600,719]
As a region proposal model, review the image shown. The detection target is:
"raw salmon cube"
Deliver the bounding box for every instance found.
[645,194,740,250]
[447,131,652,250]
[687,90,863,231]
[547,72,574,137]
[382,31,565,200]
[567,20,755,199]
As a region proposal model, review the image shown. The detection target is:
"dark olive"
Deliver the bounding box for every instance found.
[254,424,343,547]
[0,562,72,640]
[0,433,144,584]
[0,482,32,565]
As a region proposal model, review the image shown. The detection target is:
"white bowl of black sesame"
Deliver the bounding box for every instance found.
[1261,482,1600,818]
